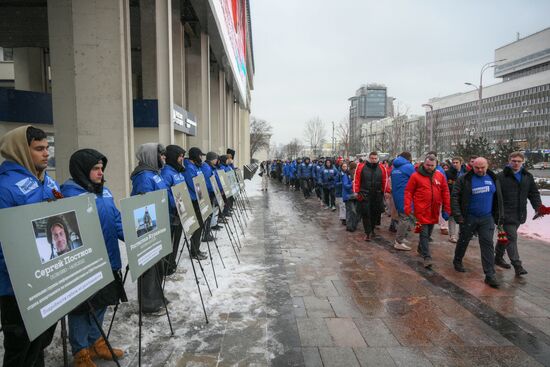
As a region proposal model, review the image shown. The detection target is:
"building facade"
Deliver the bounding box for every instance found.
[428,27,550,155]
[359,115,425,159]
[0,0,254,200]
[348,84,392,155]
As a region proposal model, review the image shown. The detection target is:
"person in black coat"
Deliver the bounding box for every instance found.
[495,152,547,276]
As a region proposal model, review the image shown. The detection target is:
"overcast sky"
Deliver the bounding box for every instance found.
[249,0,550,145]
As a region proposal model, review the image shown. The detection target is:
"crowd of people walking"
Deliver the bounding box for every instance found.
[261,150,550,289]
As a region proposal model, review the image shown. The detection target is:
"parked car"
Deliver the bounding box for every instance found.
[533,162,550,170]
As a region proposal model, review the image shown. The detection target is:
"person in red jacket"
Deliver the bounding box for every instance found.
[353,151,390,241]
[404,154,451,268]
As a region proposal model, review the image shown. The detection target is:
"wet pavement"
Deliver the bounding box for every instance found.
[237,179,550,367]
[6,177,550,366]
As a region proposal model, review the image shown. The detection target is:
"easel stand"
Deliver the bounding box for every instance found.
[61,317,68,367]
[107,265,130,339]
[59,303,122,367]
[227,207,244,247]
[219,212,241,263]
[204,236,218,288]
[173,231,210,322]
[87,301,121,367]
[137,266,174,367]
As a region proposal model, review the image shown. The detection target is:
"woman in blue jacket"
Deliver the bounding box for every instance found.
[341,162,358,232]
[335,163,346,223]
[322,159,337,211]
[130,143,174,314]
[61,149,127,364]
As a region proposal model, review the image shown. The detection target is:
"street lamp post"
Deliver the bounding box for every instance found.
[465,58,507,134]
[422,103,434,151]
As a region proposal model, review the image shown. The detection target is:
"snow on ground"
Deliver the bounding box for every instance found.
[516,195,550,243]
[0,175,269,366]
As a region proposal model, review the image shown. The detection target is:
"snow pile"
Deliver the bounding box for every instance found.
[518,195,550,243]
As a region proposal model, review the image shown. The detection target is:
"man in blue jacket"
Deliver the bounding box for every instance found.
[391,152,415,251]
[160,145,186,275]
[0,126,59,366]
[61,148,126,364]
[183,148,208,260]
[298,157,313,198]
[200,152,220,242]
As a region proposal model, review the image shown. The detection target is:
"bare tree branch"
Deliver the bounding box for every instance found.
[336,116,350,157]
[284,138,303,159]
[250,116,273,160]
[303,117,327,157]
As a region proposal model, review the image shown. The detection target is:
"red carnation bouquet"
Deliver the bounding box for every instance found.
[496,225,508,245]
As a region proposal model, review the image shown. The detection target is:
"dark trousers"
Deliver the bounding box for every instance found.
[418,224,435,259]
[293,178,300,190]
[164,223,182,276]
[323,187,335,207]
[345,200,358,231]
[495,223,521,266]
[315,183,322,200]
[1,296,57,367]
[453,215,496,277]
[301,179,311,198]
[141,262,164,313]
[191,199,204,256]
[358,194,382,235]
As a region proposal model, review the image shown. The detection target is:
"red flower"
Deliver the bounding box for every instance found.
[52,188,64,200]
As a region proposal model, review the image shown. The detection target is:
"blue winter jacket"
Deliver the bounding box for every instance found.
[342,172,353,201]
[391,156,415,213]
[335,169,343,197]
[298,162,312,179]
[315,165,324,184]
[160,164,186,187]
[282,163,289,177]
[289,162,297,179]
[131,169,175,211]
[0,161,61,296]
[200,162,215,194]
[61,180,124,270]
[182,159,204,201]
[322,167,338,189]
[220,163,233,173]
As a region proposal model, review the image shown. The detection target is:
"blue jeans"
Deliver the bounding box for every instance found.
[68,307,107,354]
[453,215,496,277]
[419,224,434,259]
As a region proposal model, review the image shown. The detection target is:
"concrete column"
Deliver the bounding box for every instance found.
[155,0,174,145]
[140,0,156,99]
[218,71,226,150]
[172,0,186,148]
[186,32,210,150]
[139,0,174,147]
[48,0,134,200]
[13,47,46,92]
[242,108,250,165]
[209,65,221,153]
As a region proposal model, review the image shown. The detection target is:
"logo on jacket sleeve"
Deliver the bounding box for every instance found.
[16,177,39,194]
[153,175,162,184]
[45,176,59,190]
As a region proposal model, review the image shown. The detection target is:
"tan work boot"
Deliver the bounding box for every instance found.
[73,348,96,367]
[90,337,124,360]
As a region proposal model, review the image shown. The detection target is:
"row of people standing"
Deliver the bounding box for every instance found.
[0,125,239,367]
